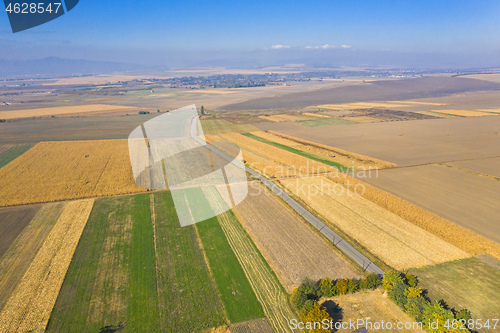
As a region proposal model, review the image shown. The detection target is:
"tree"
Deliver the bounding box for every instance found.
[335,279,349,295]
[347,279,359,294]
[422,301,464,333]
[290,288,307,310]
[388,282,408,309]
[405,295,428,322]
[300,303,333,333]
[298,278,321,300]
[200,105,206,115]
[382,270,404,293]
[361,273,382,289]
[303,299,317,312]
[319,277,335,297]
[405,273,418,287]
[454,309,471,322]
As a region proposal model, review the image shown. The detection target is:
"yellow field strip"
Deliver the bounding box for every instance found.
[219,133,340,178]
[217,212,299,333]
[0,199,94,333]
[430,109,496,117]
[0,104,139,120]
[279,177,469,270]
[301,112,330,118]
[0,203,65,311]
[329,173,500,260]
[258,114,303,122]
[313,100,447,110]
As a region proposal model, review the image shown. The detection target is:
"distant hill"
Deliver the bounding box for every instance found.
[0,57,146,76]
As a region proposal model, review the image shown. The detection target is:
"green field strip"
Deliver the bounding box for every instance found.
[185,187,265,323]
[127,194,160,332]
[47,194,159,332]
[241,132,350,171]
[426,110,466,118]
[153,191,226,332]
[297,116,354,127]
[0,144,32,169]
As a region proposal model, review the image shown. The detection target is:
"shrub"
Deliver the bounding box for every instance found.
[422,301,457,333]
[138,110,150,114]
[455,309,471,322]
[335,279,349,295]
[0,119,5,123]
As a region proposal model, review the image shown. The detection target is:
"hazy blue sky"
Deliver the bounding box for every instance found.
[1,0,500,68]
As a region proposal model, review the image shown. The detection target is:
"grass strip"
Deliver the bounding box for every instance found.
[242,132,350,172]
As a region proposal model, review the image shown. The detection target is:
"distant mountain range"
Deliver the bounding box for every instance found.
[0,57,147,76]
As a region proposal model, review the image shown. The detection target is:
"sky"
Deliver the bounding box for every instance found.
[1,0,500,68]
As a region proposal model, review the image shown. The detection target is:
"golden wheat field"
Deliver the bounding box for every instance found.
[0,199,94,333]
[279,176,469,270]
[0,104,139,120]
[0,140,145,207]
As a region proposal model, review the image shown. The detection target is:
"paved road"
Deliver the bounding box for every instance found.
[191,116,384,275]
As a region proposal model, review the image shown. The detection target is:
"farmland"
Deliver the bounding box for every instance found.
[0,144,32,169]
[234,182,362,291]
[323,289,425,333]
[364,165,500,244]
[410,257,500,333]
[0,199,94,333]
[279,176,469,269]
[48,191,267,333]
[0,203,64,311]
[0,104,141,120]
[0,205,40,257]
[0,140,146,207]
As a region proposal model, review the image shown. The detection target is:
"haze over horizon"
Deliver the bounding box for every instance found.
[1,0,500,69]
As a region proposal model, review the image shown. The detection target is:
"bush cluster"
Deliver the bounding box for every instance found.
[382,270,472,333]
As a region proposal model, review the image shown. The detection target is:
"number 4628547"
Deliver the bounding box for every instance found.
[5,3,62,14]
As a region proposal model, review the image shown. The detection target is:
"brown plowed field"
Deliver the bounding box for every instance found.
[0,205,41,257]
[234,182,361,291]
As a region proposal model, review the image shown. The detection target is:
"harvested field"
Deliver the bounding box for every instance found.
[250,131,396,170]
[446,157,500,178]
[259,114,304,122]
[0,203,64,311]
[429,109,497,117]
[229,318,273,333]
[279,176,469,270]
[216,210,300,333]
[326,171,500,261]
[364,164,500,244]
[0,113,158,145]
[341,109,437,122]
[0,144,32,169]
[323,289,425,333]
[201,119,259,135]
[0,104,140,120]
[0,205,40,257]
[219,133,340,177]
[0,140,146,207]
[411,258,500,333]
[301,112,330,118]
[221,77,500,110]
[315,101,409,110]
[234,182,361,291]
[0,199,94,333]
[257,116,500,166]
[182,90,239,94]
